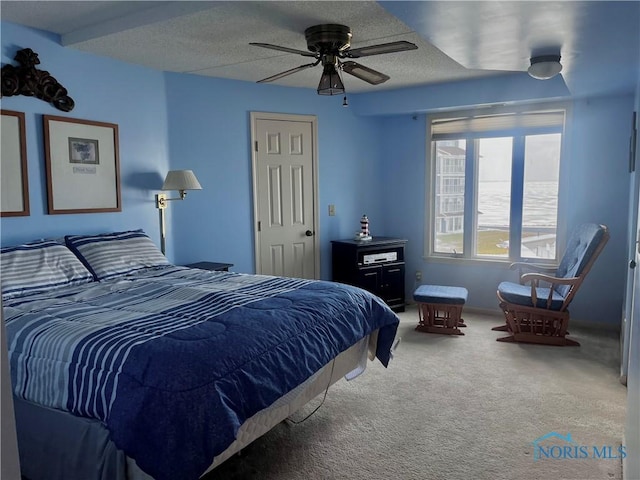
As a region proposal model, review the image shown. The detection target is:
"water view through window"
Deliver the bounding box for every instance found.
[522,134,560,259]
[477,137,512,257]
[433,133,560,260]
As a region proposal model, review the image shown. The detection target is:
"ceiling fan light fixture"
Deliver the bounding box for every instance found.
[528,54,562,80]
[317,63,345,95]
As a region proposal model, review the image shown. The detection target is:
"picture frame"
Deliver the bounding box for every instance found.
[1,109,30,217]
[43,115,121,214]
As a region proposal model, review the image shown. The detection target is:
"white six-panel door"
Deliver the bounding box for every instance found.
[251,113,318,279]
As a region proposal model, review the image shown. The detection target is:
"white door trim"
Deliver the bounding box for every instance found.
[250,111,320,278]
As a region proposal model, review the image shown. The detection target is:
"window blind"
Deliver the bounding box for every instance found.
[431,110,565,138]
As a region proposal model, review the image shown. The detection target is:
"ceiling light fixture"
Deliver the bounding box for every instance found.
[317,55,345,95]
[527,54,563,80]
[252,23,417,96]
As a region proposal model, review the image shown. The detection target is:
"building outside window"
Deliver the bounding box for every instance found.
[427,105,566,262]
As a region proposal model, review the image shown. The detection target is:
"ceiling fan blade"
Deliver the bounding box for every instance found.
[257,61,320,83]
[250,42,316,58]
[341,61,390,85]
[345,40,417,58]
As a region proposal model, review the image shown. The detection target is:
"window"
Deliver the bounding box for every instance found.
[428,106,566,262]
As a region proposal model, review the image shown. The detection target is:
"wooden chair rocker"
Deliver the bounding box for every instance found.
[494,223,609,346]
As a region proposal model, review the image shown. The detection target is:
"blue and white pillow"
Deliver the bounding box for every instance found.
[1,240,94,298]
[65,229,169,281]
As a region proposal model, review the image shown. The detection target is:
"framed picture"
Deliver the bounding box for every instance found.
[1,109,30,217]
[68,137,100,164]
[43,115,121,214]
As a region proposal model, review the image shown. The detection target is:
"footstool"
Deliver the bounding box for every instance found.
[413,285,468,335]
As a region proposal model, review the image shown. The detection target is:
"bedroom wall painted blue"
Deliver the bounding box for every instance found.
[1,21,634,326]
[0,22,170,248]
[162,72,387,275]
[0,22,389,278]
[365,86,633,325]
[350,72,572,116]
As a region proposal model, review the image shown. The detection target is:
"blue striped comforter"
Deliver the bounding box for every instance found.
[4,266,399,480]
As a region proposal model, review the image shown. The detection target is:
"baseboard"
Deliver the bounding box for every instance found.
[571,318,621,335]
[462,306,503,317]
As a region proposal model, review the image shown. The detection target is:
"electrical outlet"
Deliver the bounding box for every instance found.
[328,204,336,216]
[415,271,422,281]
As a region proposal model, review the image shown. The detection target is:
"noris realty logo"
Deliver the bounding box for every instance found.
[532,432,626,461]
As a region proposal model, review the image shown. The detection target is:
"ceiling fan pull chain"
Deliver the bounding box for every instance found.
[337,61,348,107]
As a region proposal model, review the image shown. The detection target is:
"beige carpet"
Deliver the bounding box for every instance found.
[204,306,627,480]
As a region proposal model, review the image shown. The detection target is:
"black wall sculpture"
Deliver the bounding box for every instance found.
[1,48,75,112]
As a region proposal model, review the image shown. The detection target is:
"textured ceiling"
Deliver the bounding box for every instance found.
[1,1,638,96]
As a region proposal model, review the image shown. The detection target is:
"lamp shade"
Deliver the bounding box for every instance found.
[317,63,345,95]
[162,170,202,191]
[528,55,562,80]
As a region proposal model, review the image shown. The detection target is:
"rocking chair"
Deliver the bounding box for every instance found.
[494,223,609,346]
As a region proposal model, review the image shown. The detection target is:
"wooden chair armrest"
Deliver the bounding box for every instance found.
[510,262,557,285]
[520,273,580,309]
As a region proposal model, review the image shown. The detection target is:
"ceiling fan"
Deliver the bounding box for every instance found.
[250,24,417,95]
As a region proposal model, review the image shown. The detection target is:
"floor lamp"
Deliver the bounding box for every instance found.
[155,170,202,255]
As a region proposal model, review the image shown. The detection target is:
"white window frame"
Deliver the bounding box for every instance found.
[424,102,571,265]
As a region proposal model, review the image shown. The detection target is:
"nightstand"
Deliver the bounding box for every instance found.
[185,261,234,272]
[331,237,407,312]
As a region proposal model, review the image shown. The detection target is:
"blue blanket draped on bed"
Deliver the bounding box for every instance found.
[4,266,399,480]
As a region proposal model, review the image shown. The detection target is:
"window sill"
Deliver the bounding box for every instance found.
[424,254,558,269]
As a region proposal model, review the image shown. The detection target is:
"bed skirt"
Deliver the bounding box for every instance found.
[14,334,376,480]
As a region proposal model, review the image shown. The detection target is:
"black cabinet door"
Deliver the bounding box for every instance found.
[357,266,383,297]
[381,263,405,308]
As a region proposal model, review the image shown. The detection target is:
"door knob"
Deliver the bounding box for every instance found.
[305,230,314,237]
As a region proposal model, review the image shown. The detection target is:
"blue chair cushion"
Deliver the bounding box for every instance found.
[498,281,565,310]
[554,223,607,298]
[413,285,468,305]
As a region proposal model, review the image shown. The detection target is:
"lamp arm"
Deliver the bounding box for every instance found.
[155,191,188,209]
[164,190,187,201]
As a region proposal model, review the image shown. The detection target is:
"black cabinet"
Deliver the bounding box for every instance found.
[331,237,407,312]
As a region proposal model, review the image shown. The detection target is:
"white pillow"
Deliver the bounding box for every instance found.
[1,240,94,298]
[65,229,169,281]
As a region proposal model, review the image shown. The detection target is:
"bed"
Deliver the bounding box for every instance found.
[1,230,400,480]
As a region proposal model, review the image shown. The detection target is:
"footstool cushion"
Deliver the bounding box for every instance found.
[413,285,468,305]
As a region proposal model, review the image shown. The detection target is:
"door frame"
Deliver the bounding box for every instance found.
[250,111,320,278]
[622,111,639,382]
